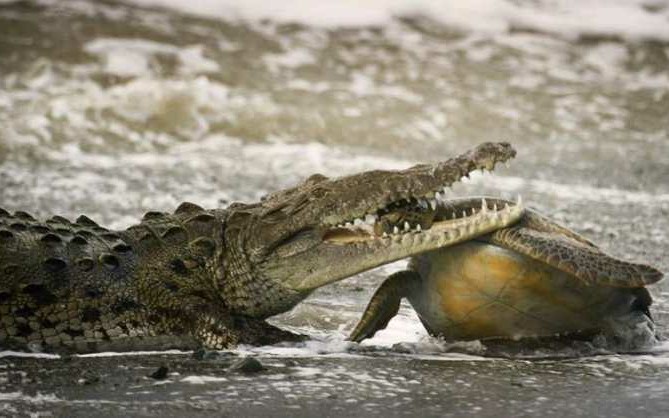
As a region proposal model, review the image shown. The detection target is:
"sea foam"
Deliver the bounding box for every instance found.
[124,0,669,41]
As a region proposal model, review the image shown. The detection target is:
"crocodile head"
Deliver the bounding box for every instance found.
[224,142,524,299]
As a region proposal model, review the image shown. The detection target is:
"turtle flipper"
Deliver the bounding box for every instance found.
[520,210,598,248]
[348,270,420,343]
[487,226,664,287]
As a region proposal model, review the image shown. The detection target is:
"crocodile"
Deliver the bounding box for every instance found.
[0,142,523,353]
[348,197,664,345]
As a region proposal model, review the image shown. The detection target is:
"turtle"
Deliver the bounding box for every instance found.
[348,197,665,344]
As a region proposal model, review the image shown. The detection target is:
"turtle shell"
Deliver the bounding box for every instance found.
[408,242,645,340]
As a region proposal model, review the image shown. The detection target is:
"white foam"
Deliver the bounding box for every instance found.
[233,322,490,361]
[0,391,60,403]
[79,349,191,358]
[124,0,669,41]
[0,349,192,359]
[264,48,316,70]
[181,375,228,384]
[0,351,59,359]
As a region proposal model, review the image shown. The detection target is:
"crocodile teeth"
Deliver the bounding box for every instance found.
[404,222,411,232]
[415,224,422,232]
[430,199,437,210]
[480,198,488,213]
[393,226,400,234]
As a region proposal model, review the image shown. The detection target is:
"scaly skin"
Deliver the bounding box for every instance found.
[348,197,664,343]
[0,142,523,353]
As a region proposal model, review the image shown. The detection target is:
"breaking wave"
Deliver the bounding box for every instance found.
[124,0,669,41]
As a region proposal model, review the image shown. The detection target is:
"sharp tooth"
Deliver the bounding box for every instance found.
[365,214,377,224]
[493,203,498,212]
[451,212,456,219]
[442,186,449,194]
[462,210,467,218]
[418,199,428,209]
[517,194,523,206]
[404,222,411,231]
[416,224,422,232]
[393,226,400,234]
[354,218,363,226]
[481,198,488,213]
[470,208,476,215]
[382,232,389,238]
[430,199,437,210]
[345,222,352,228]
[461,175,470,183]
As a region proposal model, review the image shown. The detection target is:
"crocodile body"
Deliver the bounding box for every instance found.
[1,142,523,353]
[0,207,299,352]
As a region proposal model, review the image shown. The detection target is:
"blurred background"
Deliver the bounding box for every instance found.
[2,1,669,415]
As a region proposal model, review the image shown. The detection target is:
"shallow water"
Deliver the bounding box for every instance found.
[1,0,669,416]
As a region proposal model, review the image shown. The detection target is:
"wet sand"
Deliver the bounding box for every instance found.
[3,348,669,417]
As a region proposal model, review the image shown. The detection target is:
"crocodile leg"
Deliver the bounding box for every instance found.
[348,270,420,343]
[195,311,306,349]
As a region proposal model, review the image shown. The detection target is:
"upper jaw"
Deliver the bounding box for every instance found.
[305,141,516,229]
[318,141,516,232]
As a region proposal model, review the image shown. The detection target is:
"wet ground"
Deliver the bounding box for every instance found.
[1,0,669,416]
[4,349,669,417]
